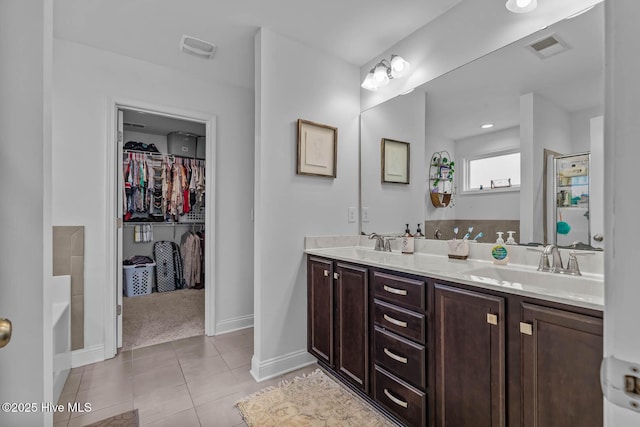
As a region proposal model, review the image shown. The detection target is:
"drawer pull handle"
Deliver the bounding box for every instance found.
[384,388,408,408]
[383,314,408,328]
[383,285,408,296]
[384,348,408,364]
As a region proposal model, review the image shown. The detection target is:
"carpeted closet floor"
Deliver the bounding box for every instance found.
[122,288,205,351]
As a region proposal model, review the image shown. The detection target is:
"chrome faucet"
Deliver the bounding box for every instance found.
[369,233,385,251]
[541,244,563,273]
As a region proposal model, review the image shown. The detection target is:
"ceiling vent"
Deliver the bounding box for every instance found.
[180,35,216,59]
[527,34,570,59]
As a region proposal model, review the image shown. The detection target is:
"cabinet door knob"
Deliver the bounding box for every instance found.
[333,272,339,280]
[487,313,498,325]
[323,270,329,277]
[520,322,533,335]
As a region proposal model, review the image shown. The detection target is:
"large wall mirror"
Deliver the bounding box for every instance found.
[360,2,603,249]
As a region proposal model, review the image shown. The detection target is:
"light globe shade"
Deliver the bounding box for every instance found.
[505,0,537,13]
[373,63,390,86]
[361,72,378,91]
[390,55,410,78]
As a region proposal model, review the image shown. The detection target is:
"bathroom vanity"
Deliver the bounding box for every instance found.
[306,240,603,427]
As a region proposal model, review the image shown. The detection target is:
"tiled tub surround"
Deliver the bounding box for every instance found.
[304,235,604,311]
[53,226,85,350]
[424,219,520,243]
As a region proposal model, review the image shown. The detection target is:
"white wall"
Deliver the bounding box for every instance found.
[570,106,604,153]
[52,38,254,353]
[360,90,426,234]
[253,28,360,379]
[604,0,640,425]
[454,127,520,220]
[0,0,51,425]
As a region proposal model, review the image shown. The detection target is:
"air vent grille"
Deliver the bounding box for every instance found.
[180,35,216,59]
[124,122,145,129]
[527,33,570,59]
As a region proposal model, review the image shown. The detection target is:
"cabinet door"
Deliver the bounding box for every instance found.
[521,303,603,427]
[307,256,334,365]
[335,262,369,392]
[435,284,506,427]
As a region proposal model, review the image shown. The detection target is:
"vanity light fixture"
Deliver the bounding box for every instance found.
[481,123,495,129]
[505,0,537,14]
[361,54,411,91]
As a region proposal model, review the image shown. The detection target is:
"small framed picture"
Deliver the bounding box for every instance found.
[381,138,410,184]
[297,119,338,178]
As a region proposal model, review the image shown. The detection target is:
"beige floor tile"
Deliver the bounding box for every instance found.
[172,334,209,351]
[186,370,241,407]
[54,391,78,424]
[132,341,175,359]
[180,354,229,384]
[134,383,194,425]
[66,401,134,427]
[60,372,82,397]
[280,363,319,382]
[133,360,185,397]
[82,351,131,374]
[78,362,133,391]
[53,420,69,427]
[195,392,245,427]
[73,379,133,416]
[175,340,219,362]
[219,348,253,370]
[211,334,252,354]
[132,350,180,376]
[141,408,201,427]
[69,366,84,375]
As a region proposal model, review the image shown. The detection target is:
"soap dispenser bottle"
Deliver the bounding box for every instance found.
[506,231,516,245]
[415,224,425,238]
[401,224,414,254]
[491,232,509,265]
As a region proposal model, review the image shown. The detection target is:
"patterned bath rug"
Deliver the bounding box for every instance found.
[235,369,397,426]
[84,408,139,427]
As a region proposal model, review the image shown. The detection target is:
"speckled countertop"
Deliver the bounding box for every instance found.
[304,237,604,312]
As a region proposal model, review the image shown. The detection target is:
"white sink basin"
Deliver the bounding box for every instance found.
[462,266,603,300]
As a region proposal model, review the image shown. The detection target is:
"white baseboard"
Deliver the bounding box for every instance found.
[71,345,105,368]
[250,349,316,382]
[215,314,254,335]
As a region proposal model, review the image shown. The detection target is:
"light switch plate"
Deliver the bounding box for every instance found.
[362,207,369,223]
[347,207,357,223]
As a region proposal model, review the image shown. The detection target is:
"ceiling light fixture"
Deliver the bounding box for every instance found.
[481,123,494,129]
[361,54,411,91]
[505,0,538,14]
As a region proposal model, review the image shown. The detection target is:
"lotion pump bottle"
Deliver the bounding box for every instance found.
[506,231,516,245]
[491,232,509,265]
[401,224,414,254]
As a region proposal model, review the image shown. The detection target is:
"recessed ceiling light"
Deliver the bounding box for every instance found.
[481,123,494,129]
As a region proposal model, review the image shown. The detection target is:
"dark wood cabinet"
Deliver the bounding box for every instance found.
[520,303,603,427]
[307,256,334,365]
[335,262,369,391]
[307,256,369,393]
[434,284,506,427]
[307,254,604,427]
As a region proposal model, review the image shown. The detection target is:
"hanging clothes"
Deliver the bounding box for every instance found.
[180,231,202,288]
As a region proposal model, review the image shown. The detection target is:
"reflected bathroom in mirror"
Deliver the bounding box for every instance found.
[360,2,603,249]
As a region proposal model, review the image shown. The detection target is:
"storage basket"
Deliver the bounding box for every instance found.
[123,262,155,297]
[179,206,205,223]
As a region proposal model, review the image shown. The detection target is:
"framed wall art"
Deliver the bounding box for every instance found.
[297,119,338,178]
[381,138,410,184]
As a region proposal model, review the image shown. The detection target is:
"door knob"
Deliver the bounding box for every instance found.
[0,318,12,348]
[594,234,604,242]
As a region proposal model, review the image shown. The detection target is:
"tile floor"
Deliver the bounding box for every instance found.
[53,328,318,427]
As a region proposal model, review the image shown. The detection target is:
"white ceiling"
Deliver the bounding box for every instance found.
[423,3,604,141]
[53,0,462,90]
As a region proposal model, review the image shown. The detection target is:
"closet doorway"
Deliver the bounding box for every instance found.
[105,101,216,357]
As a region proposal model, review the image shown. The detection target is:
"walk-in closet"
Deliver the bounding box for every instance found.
[118,108,207,351]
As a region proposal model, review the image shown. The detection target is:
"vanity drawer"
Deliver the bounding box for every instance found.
[374,299,426,344]
[374,326,426,389]
[374,365,426,427]
[373,271,425,311]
